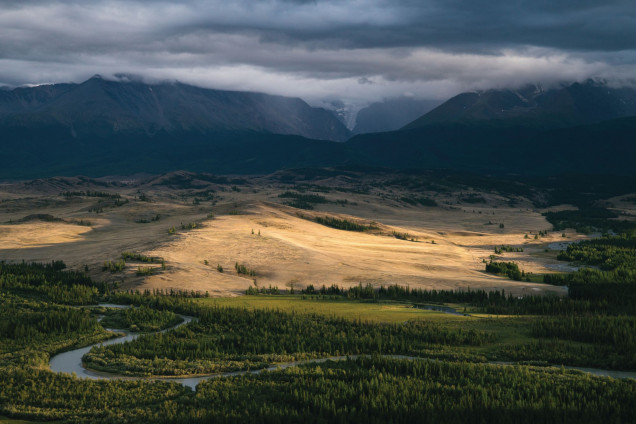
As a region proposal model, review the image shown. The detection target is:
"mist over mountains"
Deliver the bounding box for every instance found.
[1,78,635,179]
[352,98,441,134]
[0,75,351,142]
[349,80,636,175]
[404,81,636,130]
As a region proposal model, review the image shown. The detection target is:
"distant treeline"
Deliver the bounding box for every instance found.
[279,191,328,210]
[61,190,121,199]
[557,235,636,271]
[298,283,635,316]
[543,235,636,303]
[314,216,378,231]
[399,196,437,207]
[543,208,636,235]
[494,245,523,254]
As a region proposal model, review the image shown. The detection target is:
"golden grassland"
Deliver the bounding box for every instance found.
[1,176,616,298]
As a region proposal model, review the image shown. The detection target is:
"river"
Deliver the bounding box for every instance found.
[48,304,636,390]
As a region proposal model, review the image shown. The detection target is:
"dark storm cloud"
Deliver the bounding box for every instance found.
[0,0,634,106]
[174,0,636,52]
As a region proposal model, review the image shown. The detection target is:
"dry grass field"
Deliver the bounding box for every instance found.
[0,171,605,297]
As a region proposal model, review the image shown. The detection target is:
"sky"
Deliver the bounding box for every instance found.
[1,0,635,111]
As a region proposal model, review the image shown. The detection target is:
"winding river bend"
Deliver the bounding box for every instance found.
[49,304,636,390]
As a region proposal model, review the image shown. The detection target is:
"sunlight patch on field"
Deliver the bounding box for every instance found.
[196,296,474,323]
[0,222,92,249]
[144,203,566,297]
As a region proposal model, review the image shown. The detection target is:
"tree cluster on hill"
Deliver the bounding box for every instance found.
[61,190,121,199]
[494,245,523,254]
[314,216,378,231]
[485,261,523,280]
[279,191,329,210]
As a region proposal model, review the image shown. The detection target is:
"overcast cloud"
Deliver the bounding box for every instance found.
[1,0,634,109]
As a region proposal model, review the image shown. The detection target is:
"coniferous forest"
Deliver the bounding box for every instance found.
[4,0,636,420]
[1,252,636,423]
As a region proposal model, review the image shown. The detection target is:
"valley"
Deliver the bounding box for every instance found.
[3,0,636,421]
[0,171,590,297]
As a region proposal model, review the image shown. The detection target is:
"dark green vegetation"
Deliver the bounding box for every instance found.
[314,216,378,232]
[300,281,630,317]
[188,357,636,424]
[61,190,121,199]
[121,252,164,263]
[103,259,126,272]
[246,285,280,295]
[2,356,634,424]
[544,208,636,234]
[84,305,493,377]
[1,251,636,422]
[485,261,523,281]
[136,267,154,276]
[392,231,415,241]
[99,306,183,332]
[0,261,101,305]
[135,214,161,224]
[544,235,636,296]
[557,235,636,271]
[278,191,328,210]
[494,245,523,254]
[0,299,104,359]
[532,316,635,358]
[102,253,165,274]
[296,274,636,369]
[235,262,257,277]
[0,263,111,374]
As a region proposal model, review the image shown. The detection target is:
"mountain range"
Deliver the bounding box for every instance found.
[0,75,350,142]
[403,81,636,129]
[1,78,635,179]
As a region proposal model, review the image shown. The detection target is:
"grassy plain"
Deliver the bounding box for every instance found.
[197,295,472,322]
[198,295,541,357]
[0,171,607,298]
[0,417,42,424]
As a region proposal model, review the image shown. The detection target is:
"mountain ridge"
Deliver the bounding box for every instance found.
[2,78,636,179]
[403,81,636,130]
[0,76,351,142]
